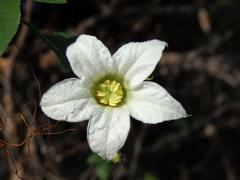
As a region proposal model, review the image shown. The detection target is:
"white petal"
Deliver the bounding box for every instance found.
[66,35,113,79]
[40,78,94,122]
[87,106,130,160]
[113,40,167,88]
[128,81,187,124]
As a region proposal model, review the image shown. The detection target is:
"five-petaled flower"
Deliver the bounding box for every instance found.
[40,35,187,160]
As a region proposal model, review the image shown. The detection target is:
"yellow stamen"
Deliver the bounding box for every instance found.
[95,80,124,107]
[96,91,106,97]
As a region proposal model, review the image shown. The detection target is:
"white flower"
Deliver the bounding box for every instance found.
[40,34,187,160]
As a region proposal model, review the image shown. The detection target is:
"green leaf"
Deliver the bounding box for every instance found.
[34,0,67,4]
[43,32,77,69]
[87,154,111,180]
[23,20,76,69]
[0,0,20,55]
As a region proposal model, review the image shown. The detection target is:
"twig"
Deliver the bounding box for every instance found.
[2,0,32,179]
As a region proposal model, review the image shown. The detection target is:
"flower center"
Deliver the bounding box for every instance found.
[95,80,124,107]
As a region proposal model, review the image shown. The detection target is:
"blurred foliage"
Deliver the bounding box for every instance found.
[142,173,158,180]
[86,154,112,180]
[217,0,240,5]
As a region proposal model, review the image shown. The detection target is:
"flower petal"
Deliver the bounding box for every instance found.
[66,34,113,79]
[87,106,130,160]
[128,81,187,124]
[40,78,94,122]
[113,40,167,88]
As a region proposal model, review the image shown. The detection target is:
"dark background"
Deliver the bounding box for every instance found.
[0,0,240,179]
